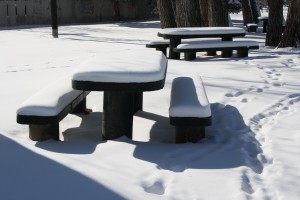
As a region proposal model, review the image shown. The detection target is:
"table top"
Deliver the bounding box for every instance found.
[258,15,269,20]
[158,27,246,39]
[72,49,168,92]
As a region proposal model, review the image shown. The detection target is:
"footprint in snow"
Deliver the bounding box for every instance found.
[225,86,265,99]
[142,180,166,195]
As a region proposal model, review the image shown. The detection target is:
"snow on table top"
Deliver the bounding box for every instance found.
[72,49,168,83]
[177,40,259,49]
[246,23,258,26]
[169,76,211,118]
[147,40,169,45]
[17,76,83,116]
[258,15,269,20]
[158,27,246,36]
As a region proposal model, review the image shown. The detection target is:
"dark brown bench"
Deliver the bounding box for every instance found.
[146,40,169,56]
[169,76,212,143]
[17,76,90,141]
[174,40,259,60]
[246,23,258,32]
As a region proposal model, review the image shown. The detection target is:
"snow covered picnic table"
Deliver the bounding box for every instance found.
[72,49,168,140]
[258,16,269,33]
[157,27,246,59]
[258,15,286,33]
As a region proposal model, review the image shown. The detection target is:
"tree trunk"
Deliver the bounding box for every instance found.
[261,0,268,7]
[250,0,261,23]
[199,0,209,27]
[174,0,201,27]
[265,0,283,46]
[113,0,121,21]
[278,0,300,47]
[156,0,177,28]
[241,0,254,25]
[208,0,229,27]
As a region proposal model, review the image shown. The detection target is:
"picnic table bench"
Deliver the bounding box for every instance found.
[146,38,221,57]
[174,40,259,60]
[17,76,90,141]
[246,23,258,32]
[146,40,169,56]
[169,76,212,143]
[258,15,286,33]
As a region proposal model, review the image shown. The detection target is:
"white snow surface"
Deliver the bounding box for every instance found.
[17,76,83,116]
[1,11,300,200]
[177,40,259,49]
[169,76,211,118]
[158,26,245,36]
[72,49,167,83]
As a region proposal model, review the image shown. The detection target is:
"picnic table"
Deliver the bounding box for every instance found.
[157,27,246,59]
[72,50,168,140]
[258,15,286,33]
[258,16,269,33]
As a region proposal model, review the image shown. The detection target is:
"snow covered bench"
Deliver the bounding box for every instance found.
[246,23,258,32]
[17,76,90,141]
[169,76,212,143]
[174,40,259,60]
[146,38,221,57]
[146,40,169,56]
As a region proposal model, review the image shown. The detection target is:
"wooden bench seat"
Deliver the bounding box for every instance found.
[169,76,212,143]
[17,76,90,141]
[246,23,258,32]
[146,40,169,56]
[174,40,259,60]
[146,38,221,57]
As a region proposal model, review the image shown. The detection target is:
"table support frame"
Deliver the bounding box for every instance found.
[102,91,134,140]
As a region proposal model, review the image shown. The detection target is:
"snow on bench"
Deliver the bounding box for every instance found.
[246,23,258,32]
[169,76,212,143]
[146,38,221,57]
[146,40,170,55]
[174,40,259,60]
[17,76,90,141]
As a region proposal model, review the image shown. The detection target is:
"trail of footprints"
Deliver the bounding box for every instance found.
[5,60,74,73]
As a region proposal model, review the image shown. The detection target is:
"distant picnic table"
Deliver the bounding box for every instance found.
[157,27,246,59]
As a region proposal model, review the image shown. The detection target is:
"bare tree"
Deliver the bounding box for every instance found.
[156,0,177,28]
[278,0,300,47]
[113,0,121,21]
[241,0,254,24]
[250,0,261,23]
[208,0,229,27]
[261,0,269,7]
[266,0,283,46]
[199,0,209,26]
[174,0,202,27]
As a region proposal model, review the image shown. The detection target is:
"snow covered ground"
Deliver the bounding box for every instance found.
[1,12,300,200]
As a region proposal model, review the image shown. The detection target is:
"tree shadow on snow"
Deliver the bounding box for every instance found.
[133,103,263,173]
[0,134,125,200]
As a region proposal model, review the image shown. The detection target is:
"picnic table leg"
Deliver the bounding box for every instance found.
[263,19,268,33]
[29,124,59,141]
[102,91,134,140]
[221,37,233,58]
[175,126,205,143]
[207,50,217,56]
[237,48,249,57]
[168,38,181,59]
[133,92,143,113]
